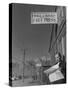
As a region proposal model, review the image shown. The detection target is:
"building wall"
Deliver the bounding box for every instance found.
[49,6,66,65]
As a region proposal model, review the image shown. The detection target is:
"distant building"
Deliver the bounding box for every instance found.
[12,62,19,76]
[35,57,51,83]
[48,6,66,65]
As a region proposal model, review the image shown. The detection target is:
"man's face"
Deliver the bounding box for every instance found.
[55,54,60,62]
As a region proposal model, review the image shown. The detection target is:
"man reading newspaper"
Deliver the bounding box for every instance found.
[44,52,66,84]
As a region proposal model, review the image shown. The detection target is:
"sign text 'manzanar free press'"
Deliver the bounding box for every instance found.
[31,12,57,24]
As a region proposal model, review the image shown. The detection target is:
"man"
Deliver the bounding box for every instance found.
[44,52,66,84]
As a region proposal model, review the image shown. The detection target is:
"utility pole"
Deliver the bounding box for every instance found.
[20,48,29,82]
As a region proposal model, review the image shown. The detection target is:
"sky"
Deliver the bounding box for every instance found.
[12,3,56,62]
